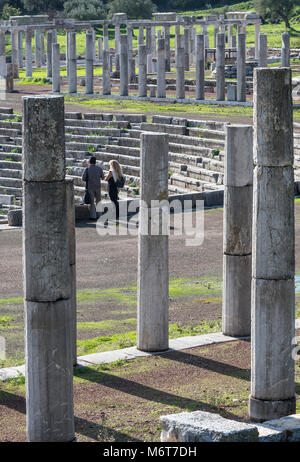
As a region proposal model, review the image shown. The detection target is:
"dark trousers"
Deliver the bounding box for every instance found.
[108,177,119,220]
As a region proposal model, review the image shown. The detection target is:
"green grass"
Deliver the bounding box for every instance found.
[77,319,222,356]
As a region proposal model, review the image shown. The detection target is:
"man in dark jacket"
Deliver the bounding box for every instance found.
[82,156,104,219]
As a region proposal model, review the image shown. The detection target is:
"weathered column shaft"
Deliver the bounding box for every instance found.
[137,132,169,352]
[157,38,166,98]
[52,43,60,93]
[281,32,290,68]
[85,32,94,95]
[25,30,32,78]
[103,24,109,51]
[249,68,296,422]
[120,34,128,96]
[255,23,260,60]
[0,31,6,77]
[23,95,74,442]
[46,31,53,78]
[68,32,77,94]
[237,33,246,102]
[97,37,103,60]
[258,34,268,67]
[164,25,171,72]
[176,35,185,99]
[216,33,225,101]
[223,125,253,337]
[18,31,23,68]
[102,49,111,95]
[138,44,147,97]
[184,27,189,71]
[195,34,205,100]
[35,29,42,68]
[115,24,120,72]
[11,30,19,78]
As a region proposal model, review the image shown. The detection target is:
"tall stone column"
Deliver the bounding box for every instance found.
[52,42,60,93]
[91,28,96,61]
[85,32,93,94]
[138,26,144,45]
[214,24,219,48]
[184,27,189,71]
[66,31,70,77]
[195,34,205,100]
[46,30,53,78]
[115,24,120,72]
[151,26,156,58]
[281,32,290,68]
[249,68,296,422]
[103,24,109,51]
[35,29,42,68]
[222,125,253,337]
[66,179,77,366]
[138,44,147,97]
[68,32,77,94]
[25,30,32,78]
[157,38,166,98]
[137,132,169,352]
[23,94,74,442]
[18,31,23,68]
[258,34,267,67]
[120,34,128,96]
[237,33,246,102]
[98,37,103,61]
[52,29,57,44]
[11,30,19,78]
[255,23,260,60]
[164,25,171,72]
[0,31,6,77]
[176,35,185,99]
[102,48,111,95]
[40,32,46,66]
[228,25,233,48]
[216,33,225,101]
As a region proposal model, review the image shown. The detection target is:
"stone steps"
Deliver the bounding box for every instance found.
[65,119,130,129]
[65,125,123,137]
[0,168,22,179]
[66,134,111,145]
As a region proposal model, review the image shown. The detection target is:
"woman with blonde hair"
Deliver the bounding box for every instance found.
[105,160,125,221]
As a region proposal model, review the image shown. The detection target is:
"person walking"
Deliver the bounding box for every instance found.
[82,156,104,220]
[105,160,125,222]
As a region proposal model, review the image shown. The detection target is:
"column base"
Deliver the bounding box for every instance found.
[249,395,296,422]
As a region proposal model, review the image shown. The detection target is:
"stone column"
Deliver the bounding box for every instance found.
[40,32,46,66]
[120,34,128,96]
[138,26,144,46]
[102,48,111,95]
[157,38,166,98]
[35,29,42,68]
[18,31,23,68]
[151,26,156,58]
[98,37,103,61]
[11,30,19,78]
[103,24,109,51]
[214,24,219,48]
[25,30,32,78]
[115,24,120,72]
[52,29,57,44]
[91,28,96,61]
[176,35,185,99]
[249,68,296,422]
[138,44,147,97]
[52,43,60,93]
[46,30,53,78]
[222,125,253,337]
[68,32,77,94]
[66,31,70,77]
[228,25,233,48]
[216,33,225,101]
[195,34,205,100]
[137,132,169,352]
[0,32,6,77]
[281,32,290,68]
[164,25,171,72]
[258,34,267,67]
[23,94,74,442]
[255,23,260,60]
[237,33,246,102]
[66,179,77,366]
[184,27,189,71]
[85,32,93,95]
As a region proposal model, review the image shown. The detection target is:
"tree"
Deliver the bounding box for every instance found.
[108,0,157,20]
[21,0,64,14]
[253,0,300,29]
[1,3,21,19]
[64,0,107,20]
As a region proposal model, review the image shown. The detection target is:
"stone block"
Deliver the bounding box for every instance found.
[160,411,259,442]
[263,414,300,442]
[7,209,22,226]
